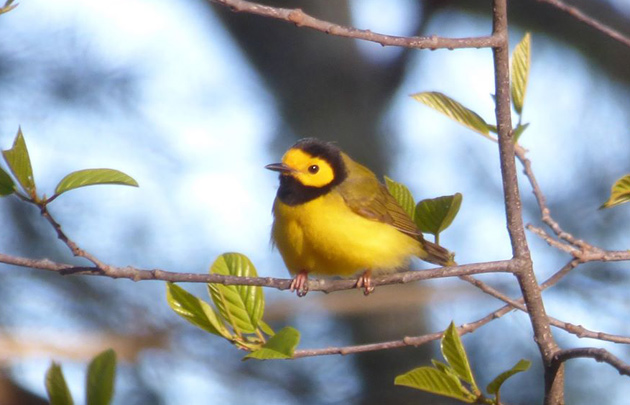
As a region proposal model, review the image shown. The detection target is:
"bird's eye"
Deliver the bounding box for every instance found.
[308,165,319,174]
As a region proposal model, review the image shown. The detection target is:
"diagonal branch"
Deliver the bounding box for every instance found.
[208,0,501,49]
[552,347,630,377]
[534,0,630,49]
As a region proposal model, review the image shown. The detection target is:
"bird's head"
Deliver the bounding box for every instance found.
[265,138,347,188]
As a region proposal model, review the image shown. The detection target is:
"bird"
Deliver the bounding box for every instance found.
[266,138,454,296]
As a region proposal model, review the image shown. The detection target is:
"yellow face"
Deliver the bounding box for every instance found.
[282,148,335,188]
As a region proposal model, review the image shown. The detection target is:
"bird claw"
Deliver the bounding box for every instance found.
[290,270,309,297]
[356,270,374,296]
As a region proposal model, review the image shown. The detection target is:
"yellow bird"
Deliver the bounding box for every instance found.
[266,138,454,296]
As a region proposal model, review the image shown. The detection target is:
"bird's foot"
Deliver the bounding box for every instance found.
[290,270,309,297]
[355,270,374,296]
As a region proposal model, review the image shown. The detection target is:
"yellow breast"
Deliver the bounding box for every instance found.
[271,191,421,277]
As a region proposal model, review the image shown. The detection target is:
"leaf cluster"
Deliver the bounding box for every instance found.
[0,128,138,203]
[166,253,300,360]
[412,33,531,145]
[395,322,530,404]
[384,176,462,246]
[45,349,117,405]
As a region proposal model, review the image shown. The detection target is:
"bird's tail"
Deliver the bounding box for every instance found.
[419,240,457,267]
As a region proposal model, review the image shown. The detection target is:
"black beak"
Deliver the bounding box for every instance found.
[265,163,294,173]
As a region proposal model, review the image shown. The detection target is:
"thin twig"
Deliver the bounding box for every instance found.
[534,0,630,49]
[552,347,630,376]
[208,0,502,50]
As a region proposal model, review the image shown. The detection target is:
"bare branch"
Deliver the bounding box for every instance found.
[553,347,630,377]
[534,0,630,49]
[208,0,501,50]
[0,252,511,292]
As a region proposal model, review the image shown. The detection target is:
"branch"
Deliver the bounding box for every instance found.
[208,0,501,49]
[0,252,511,292]
[552,347,630,377]
[534,0,630,49]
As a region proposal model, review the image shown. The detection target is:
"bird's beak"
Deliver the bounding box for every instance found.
[265,163,295,173]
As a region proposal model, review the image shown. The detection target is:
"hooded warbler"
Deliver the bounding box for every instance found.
[266,138,454,296]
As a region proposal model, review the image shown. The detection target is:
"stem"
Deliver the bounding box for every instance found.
[491,0,563,402]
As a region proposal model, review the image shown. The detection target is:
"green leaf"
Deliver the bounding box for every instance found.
[441,322,476,388]
[486,359,531,395]
[412,92,493,140]
[415,193,462,236]
[244,326,300,360]
[86,349,116,405]
[384,176,416,220]
[45,362,74,405]
[208,253,264,335]
[54,168,138,196]
[259,320,275,336]
[510,33,531,115]
[166,282,231,339]
[2,128,35,196]
[395,367,474,403]
[512,122,530,143]
[0,166,15,196]
[600,175,630,209]
[0,0,18,15]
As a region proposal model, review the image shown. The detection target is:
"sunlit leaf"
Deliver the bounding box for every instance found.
[394,367,474,403]
[259,320,275,336]
[45,362,74,405]
[487,359,531,395]
[600,174,630,209]
[415,193,462,236]
[0,166,15,196]
[244,327,300,360]
[86,349,116,405]
[166,282,231,339]
[512,122,530,143]
[0,0,18,15]
[384,176,416,220]
[2,128,35,196]
[208,253,264,335]
[54,168,138,196]
[511,33,531,115]
[412,92,493,140]
[441,322,476,388]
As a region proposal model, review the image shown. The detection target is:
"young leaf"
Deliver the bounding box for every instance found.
[415,193,463,236]
[441,322,477,388]
[0,167,15,196]
[600,175,630,209]
[259,320,275,336]
[486,359,531,395]
[394,367,474,403]
[511,33,531,115]
[2,128,35,196]
[244,326,300,360]
[166,282,231,339]
[86,349,116,405]
[412,92,493,140]
[45,362,74,405]
[512,122,530,143]
[54,169,138,197]
[384,176,416,220]
[208,253,264,335]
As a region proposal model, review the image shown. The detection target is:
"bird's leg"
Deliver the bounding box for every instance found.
[290,270,309,297]
[355,270,375,296]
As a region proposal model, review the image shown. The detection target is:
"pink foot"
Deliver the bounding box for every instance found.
[355,270,374,296]
[290,270,309,297]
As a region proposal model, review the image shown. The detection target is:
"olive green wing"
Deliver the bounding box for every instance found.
[337,160,421,237]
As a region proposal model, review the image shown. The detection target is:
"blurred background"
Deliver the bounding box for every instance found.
[0,0,629,403]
